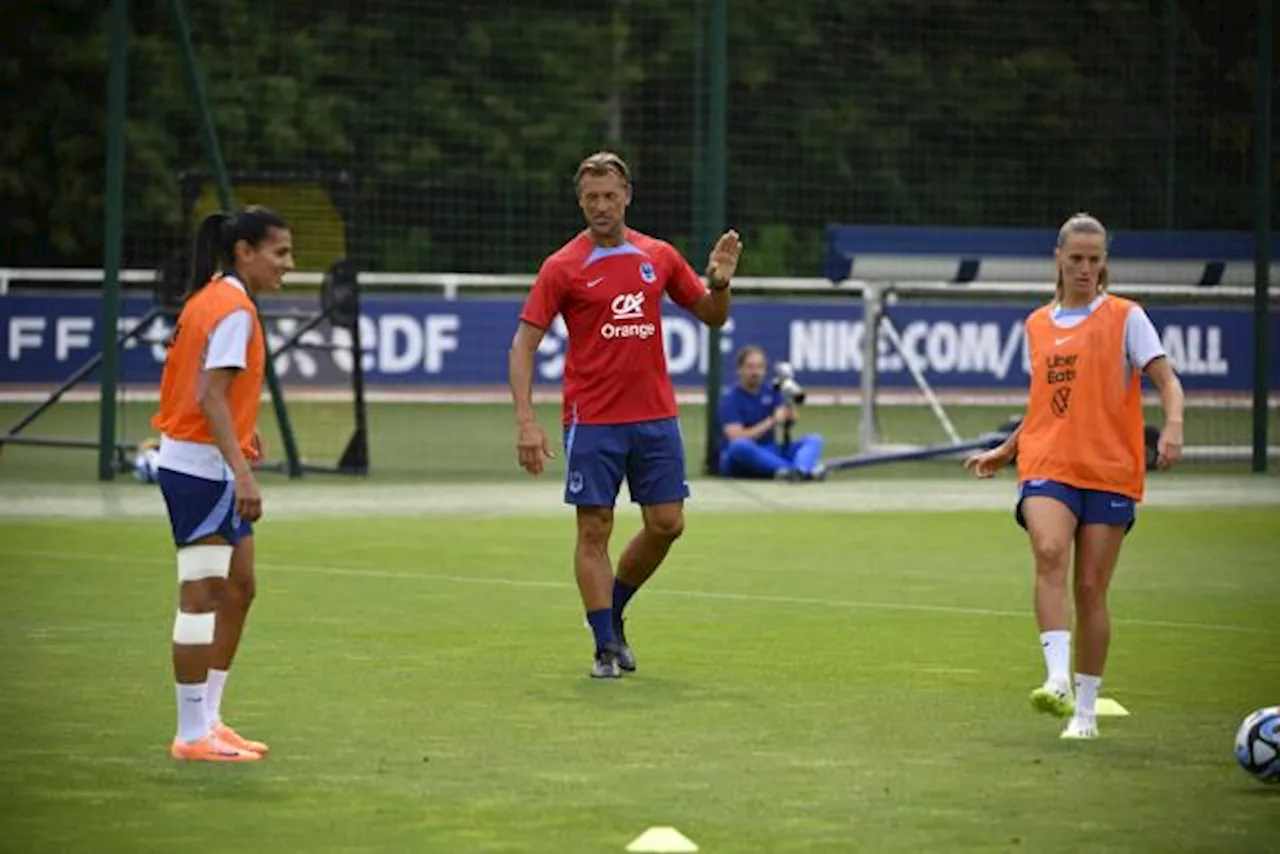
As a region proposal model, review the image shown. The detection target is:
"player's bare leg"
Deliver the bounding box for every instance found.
[1021,497,1077,718]
[207,536,268,754]
[612,501,685,671]
[576,506,623,677]
[576,507,616,609]
[175,576,224,690]
[170,537,258,762]
[617,502,685,588]
[1061,523,1126,739]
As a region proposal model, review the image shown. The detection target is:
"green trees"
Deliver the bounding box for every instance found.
[1,0,1271,274]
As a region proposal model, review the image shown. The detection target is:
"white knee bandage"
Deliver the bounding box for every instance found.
[172,611,216,645]
[177,544,233,582]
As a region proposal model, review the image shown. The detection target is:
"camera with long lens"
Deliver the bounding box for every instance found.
[771,361,806,406]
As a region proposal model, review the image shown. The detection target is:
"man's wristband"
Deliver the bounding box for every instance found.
[709,278,730,291]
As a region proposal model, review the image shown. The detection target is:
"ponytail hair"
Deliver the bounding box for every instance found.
[1053,212,1109,301]
[188,205,288,294]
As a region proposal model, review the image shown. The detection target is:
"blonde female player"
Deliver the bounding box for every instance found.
[965,213,1185,740]
[152,206,292,761]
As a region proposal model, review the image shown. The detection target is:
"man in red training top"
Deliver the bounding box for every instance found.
[508,150,743,678]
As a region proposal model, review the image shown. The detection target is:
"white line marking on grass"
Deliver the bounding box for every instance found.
[1,476,1276,521]
[914,667,981,675]
[2,547,1275,637]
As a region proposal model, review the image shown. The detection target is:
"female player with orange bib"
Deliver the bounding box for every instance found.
[151,206,292,761]
[965,213,1185,740]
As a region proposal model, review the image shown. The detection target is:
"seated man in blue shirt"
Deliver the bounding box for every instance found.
[717,345,826,480]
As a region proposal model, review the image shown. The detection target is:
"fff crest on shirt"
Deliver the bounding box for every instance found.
[638,261,657,284]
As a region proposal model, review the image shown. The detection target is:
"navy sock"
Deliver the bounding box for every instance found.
[586,608,616,651]
[612,579,638,620]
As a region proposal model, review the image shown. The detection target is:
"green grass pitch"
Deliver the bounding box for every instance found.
[1,502,1278,852]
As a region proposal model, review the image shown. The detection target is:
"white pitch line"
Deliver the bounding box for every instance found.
[1,547,1274,637]
[1,476,1278,521]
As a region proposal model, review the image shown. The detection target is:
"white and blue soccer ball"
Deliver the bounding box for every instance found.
[132,441,161,484]
[1234,706,1280,784]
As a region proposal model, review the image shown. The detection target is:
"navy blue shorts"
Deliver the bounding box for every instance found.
[563,417,690,507]
[1016,479,1136,532]
[157,468,253,547]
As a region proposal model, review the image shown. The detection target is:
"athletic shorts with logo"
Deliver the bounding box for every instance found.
[1016,478,1136,532]
[158,468,253,546]
[562,417,689,507]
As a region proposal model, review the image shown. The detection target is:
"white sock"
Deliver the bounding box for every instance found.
[176,682,209,743]
[1039,630,1071,687]
[1074,673,1102,720]
[205,668,228,725]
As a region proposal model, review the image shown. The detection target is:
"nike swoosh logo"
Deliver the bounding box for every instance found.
[1055,336,1073,346]
[587,277,605,288]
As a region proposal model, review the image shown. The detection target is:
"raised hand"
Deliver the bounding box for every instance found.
[706,229,744,285]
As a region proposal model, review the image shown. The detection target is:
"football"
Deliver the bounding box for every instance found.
[132,439,161,484]
[1234,706,1280,784]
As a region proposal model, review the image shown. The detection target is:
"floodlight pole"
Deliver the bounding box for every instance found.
[1251,0,1273,474]
[98,0,129,481]
[166,0,303,477]
[699,0,728,475]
